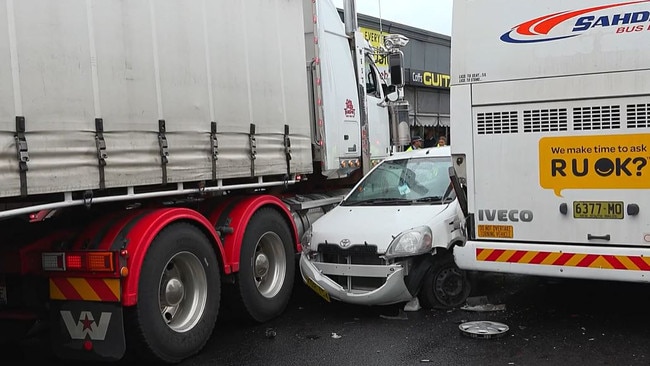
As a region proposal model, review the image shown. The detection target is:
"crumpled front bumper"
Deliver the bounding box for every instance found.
[299,253,413,306]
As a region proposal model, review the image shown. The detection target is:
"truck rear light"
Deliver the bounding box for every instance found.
[42,252,116,272]
[42,253,65,271]
[66,254,83,270]
[86,252,114,271]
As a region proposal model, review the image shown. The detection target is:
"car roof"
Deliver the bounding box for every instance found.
[385,146,451,161]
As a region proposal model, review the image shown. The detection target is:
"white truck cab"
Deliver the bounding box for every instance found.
[299,146,470,308]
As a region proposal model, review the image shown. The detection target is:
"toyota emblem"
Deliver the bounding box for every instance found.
[340,239,351,248]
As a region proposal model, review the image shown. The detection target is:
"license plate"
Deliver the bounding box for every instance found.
[573,201,624,219]
[477,225,514,239]
[305,277,330,302]
[0,276,7,305]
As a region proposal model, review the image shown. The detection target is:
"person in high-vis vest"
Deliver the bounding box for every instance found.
[406,136,423,151]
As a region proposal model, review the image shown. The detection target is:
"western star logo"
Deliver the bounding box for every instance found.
[61,310,112,340]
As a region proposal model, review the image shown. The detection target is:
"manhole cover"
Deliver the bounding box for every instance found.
[459,321,509,339]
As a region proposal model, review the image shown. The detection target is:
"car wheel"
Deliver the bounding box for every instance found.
[418,253,471,309]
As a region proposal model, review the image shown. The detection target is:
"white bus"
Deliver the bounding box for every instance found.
[450,0,650,282]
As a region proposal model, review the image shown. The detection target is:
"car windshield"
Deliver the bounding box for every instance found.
[341,156,454,206]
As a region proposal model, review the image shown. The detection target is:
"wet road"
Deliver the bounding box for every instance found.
[4,271,650,366]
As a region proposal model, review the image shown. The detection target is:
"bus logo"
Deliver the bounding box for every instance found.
[501,1,650,43]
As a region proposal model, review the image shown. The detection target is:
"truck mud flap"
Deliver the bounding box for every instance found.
[50,300,125,362]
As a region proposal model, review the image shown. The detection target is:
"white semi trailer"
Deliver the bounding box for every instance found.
[0,0,409,362]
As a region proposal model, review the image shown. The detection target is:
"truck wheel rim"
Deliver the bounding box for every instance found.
[254,231,286,299]
[158,251,208,333]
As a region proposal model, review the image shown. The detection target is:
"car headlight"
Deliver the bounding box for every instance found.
[301,227,313,254]
[385,226,432,259]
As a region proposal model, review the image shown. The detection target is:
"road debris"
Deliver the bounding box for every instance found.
[380,309,408,320]
[404,297,422,312]
[265,328,276,338]
[462,303,506,312]
[459,321,509,339]
[461,296,506,312]
[331,332,342,339]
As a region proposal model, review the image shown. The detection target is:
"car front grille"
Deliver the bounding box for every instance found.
[316,243,387,291]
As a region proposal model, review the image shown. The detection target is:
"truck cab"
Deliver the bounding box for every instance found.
[305,0,409,178]
[300,146,470,308]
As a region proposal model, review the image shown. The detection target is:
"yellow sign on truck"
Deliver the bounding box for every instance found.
[361,27,389,79]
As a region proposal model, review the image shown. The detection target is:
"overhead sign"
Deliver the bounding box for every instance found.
[539,133,650,196]
[406,68,451,89]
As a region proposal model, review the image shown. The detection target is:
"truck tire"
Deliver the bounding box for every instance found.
[418,253,471,309]
[230,208,295,323]
[125,223,220,363]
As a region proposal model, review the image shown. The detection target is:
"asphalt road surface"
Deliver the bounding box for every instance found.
[3,271,650,366]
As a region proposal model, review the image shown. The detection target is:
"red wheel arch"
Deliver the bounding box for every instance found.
[111,208,226,306]
[206,194,299,273]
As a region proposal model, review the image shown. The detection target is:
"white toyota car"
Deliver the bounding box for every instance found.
[299,146,470,309]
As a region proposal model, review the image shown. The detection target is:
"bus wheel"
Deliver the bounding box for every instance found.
[125,223,220,363]
[234,208,294,322]
[418,253,470,309]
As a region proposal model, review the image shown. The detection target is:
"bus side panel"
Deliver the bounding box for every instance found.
[469,72,650,247]
[450,83,475,215]
[452,0,650,85]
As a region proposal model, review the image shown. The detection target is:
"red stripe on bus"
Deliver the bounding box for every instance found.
[529,251,550,264]
[577,254,598,267]
[507,250,527,263]
[486,249,505,262]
